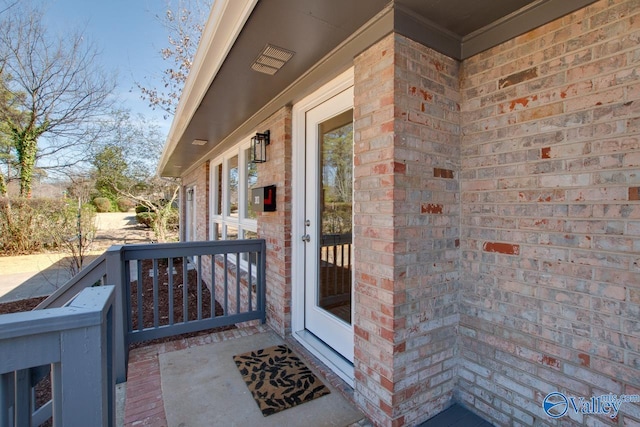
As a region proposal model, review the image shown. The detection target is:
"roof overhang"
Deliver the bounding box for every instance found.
[159,0,597,178]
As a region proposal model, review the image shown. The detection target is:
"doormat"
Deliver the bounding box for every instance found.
[233,345,330,416]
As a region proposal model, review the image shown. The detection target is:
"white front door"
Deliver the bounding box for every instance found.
[303,86,354,362]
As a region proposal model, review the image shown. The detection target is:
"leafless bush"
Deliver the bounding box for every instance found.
[0,197,95,267]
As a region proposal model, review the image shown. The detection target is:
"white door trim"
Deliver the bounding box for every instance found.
[185,185,197,242]
[291,67,354,385]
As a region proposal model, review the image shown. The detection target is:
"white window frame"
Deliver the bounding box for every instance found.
[209,137,258,242]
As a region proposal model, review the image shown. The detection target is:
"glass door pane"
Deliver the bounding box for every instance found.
[317,110,353,324]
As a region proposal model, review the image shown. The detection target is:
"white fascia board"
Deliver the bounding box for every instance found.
[158,0,258,176]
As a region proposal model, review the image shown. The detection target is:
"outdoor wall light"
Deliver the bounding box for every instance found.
[251,130,270,163]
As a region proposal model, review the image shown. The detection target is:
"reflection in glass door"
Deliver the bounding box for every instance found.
[303,86,354,362]
[318,111,353,324]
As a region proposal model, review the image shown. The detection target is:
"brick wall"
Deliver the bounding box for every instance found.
[181,162,209,242]
[255,106,293,337]
[353,33,461,427]
[459,0,640,425]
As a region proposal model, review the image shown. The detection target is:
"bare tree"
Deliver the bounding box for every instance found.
[91,110,179,242]
[137,0,212,118]
[0,4,116,197]
[113,178,179,243]
[0,0,20,16]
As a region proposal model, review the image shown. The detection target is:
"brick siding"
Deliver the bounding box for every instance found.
[353,33,461,426]
[459,0,640,425]
[254,106,293,337]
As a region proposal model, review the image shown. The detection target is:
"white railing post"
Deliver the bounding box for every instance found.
[105,245,128,384]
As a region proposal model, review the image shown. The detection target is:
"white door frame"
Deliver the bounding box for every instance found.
[292,67,354,385]
[185,185,197,242]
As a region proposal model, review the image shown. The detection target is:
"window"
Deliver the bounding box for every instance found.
[210,139,258,242]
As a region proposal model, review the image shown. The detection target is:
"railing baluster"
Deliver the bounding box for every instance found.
[334,244,339,295]
[51,363,62,427]
[183,257,188,323]
[15,369,31,425]
[124,260,132,334]
[236,253,241,314]
[210,255,215,318]
[224,254,229,315]
[0,372,15,427]
[260,242,266,321]
[248,253,253,312]
[341,244,345,292]
[137,259,143,331]
[153,259,159,328]
[168,258,174,325]
[197,256,203,321]
[348,242,352,284]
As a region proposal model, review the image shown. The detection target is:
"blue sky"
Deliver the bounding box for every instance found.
[43,0,176,132]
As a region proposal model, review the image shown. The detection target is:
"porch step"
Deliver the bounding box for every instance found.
[418,403,493,427]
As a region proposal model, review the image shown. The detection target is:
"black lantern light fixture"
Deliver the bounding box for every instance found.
[251,130,270,163]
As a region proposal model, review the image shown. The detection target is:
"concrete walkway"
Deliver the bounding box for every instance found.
[0,253,75,302]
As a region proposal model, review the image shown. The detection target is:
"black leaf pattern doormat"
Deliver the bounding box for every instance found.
[233,345,330,416]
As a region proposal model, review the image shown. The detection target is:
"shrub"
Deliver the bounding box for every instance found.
[0,198,53,254]
[136,211,153,228]
[135,204,150,214]
[136,207,179,231]
[93,197,111,213]
[116,198,134,212]
[0,198,95,255]
[166,207,179,231]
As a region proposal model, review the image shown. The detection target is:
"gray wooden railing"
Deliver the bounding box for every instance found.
[37,239,267,384]
[0,286,115,427]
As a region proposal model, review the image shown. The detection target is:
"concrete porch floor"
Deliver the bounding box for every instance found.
[117,324,493,427]
[118,324,370,427]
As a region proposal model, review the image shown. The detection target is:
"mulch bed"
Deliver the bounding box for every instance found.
[129,258,234,348]
[0,296,47,314]
[0,257,234,423]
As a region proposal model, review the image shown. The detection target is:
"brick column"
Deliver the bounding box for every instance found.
[255,106,293,337]
[353,33,461,426]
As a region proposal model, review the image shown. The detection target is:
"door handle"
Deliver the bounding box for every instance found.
[301,234,310,242]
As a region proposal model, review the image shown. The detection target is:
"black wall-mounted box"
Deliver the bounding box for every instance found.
[251,185,276,212]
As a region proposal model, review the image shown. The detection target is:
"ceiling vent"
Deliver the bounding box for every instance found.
[251,44,294,75]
